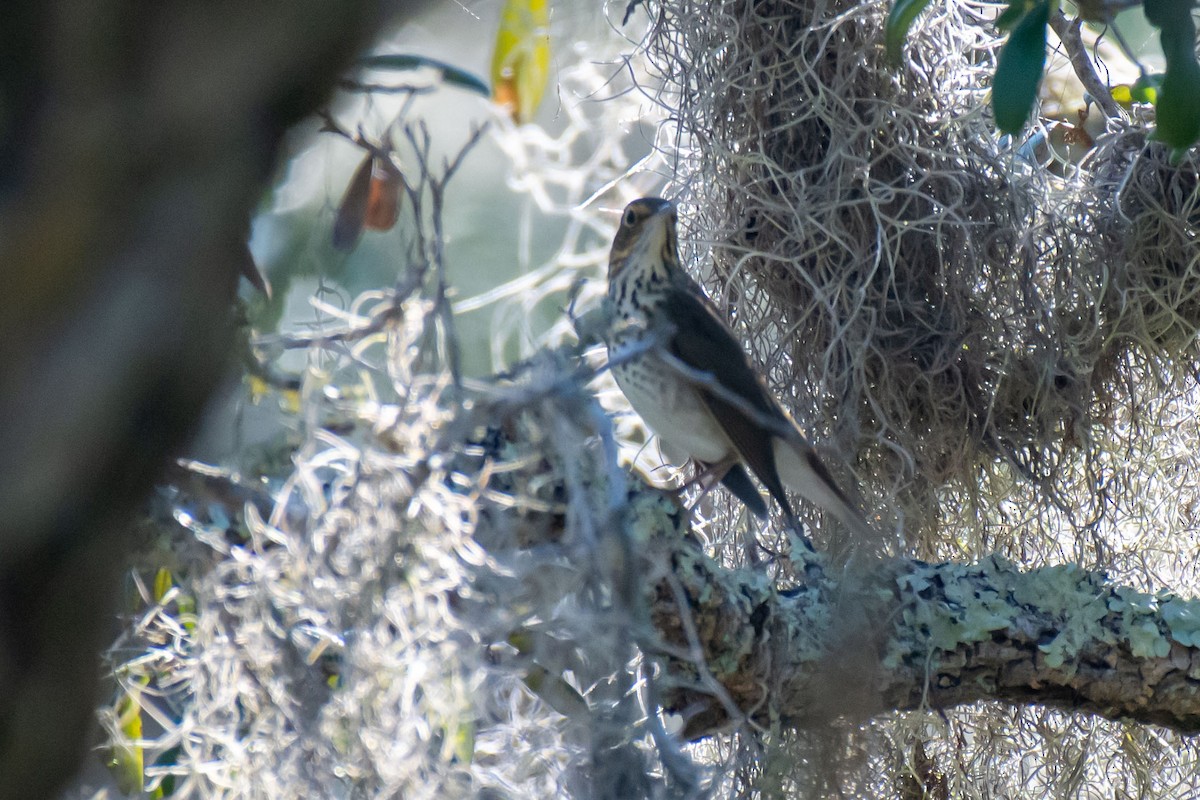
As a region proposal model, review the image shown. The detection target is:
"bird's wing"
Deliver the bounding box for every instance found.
[665,275,875,538]
[662,285,793,516]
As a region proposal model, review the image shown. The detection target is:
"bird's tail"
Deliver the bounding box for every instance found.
[772,436,876,542]
[719,463,769,519]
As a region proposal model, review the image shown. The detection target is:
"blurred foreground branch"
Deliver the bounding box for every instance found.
[0,0,447,795]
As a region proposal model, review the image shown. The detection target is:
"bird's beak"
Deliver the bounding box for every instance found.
[636,201,676,250]
[650,200,676,223]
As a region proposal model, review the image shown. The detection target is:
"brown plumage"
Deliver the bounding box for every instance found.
[606,197,874,539]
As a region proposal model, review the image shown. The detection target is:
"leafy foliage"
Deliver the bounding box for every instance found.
[1144,0,1200,155]
[992,0,1050,134]
[889,0,1200,150]
[885,0,935,64]
[357,53,490,96]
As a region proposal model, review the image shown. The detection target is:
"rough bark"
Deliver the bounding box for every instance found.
[645,516,1200,740]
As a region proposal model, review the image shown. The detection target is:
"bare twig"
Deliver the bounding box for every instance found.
[336,80,436,96]
[1103,21,1150,80]
[1048,11,1125,120]
[402,120,491,392]
[317,111,396,161]
[261,118,489,385]
[253,299,406,350]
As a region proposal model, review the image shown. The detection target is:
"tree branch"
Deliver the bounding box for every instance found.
[1048,11,1125,121]
[645,509,1200,739]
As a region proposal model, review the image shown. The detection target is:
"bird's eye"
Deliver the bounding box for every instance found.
[623,208,638,226]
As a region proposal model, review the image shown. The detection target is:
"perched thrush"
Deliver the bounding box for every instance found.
[606,197,874,540]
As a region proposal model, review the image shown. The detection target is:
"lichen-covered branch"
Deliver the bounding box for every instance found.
[643,496,1200,739]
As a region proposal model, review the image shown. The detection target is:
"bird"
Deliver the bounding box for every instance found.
[605,196,875,541]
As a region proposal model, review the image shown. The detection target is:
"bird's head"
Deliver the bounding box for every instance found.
[607,197,678,280]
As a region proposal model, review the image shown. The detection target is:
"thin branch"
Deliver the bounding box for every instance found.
[399,120,493,391]
[335,80,436,96]
[316,111,395,161]
[259,119,489,375]
[1048,11,1125,121]
[253,299,406,350]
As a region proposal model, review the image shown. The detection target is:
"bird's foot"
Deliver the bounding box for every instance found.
[779,514,826,580]
[683,458,735,491]
[782,514,816,554]
[680,459,737,515]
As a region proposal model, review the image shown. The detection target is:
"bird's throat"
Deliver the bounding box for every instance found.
[609,251,674,316]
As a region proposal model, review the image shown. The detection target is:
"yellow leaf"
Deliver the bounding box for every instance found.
[104,684,146,794]
[280,387,302,414]
[491,0,551,123]
[247,374,270,403]
[1110,84,1133,109]
[452,719,476,764]
[153,567,173,603]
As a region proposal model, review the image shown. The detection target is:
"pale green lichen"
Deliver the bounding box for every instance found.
[1108,585,1158,616]
[1011,563,1112,672]
[625,489,683,544]
[708,647,746,676]
[887,556,1194,673]
[884,556,1186,674]
[885,558,1017,670]
[1126,618,1171,659]
[784,529,822,574]
[1162,595,1200,648]
[703,573,768,676]
[1111,586,1171,658]
[738,568,776,599]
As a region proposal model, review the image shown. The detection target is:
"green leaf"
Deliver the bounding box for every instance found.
[523,665,588,717]
[1112,73,1165,109]
[104,683,147,795]
[153,745,182,798]
[885,0,935,65]
[1144,0,1200,152]
[1143,0,1178,29]
[451,720,476,764]
[992,0,1050,135]
[357,54,491,97]
[1133,73,1164,104]
[995,0,1030,32]
[1154,60,1200,152]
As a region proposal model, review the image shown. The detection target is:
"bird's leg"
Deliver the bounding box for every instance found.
[685,458,768,567]
[779,512,820,578]
[681,458,738,513]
